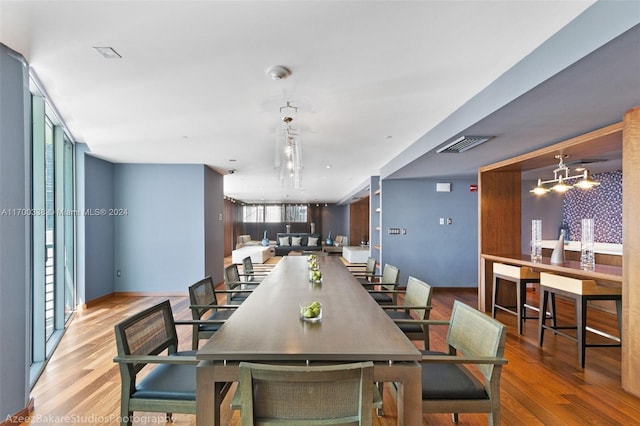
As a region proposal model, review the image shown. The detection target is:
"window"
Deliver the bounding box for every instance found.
[241,204,307,223]
[285,205,307,222]
[242,205,263,223]
[264,205,282,222]
[30,81,75,385]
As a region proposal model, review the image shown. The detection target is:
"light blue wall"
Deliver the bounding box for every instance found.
[369,176,381,264]
[322,205,348,242]
[113,164,209,293]
[522,179,564,253]
[0,43,30,420]
[204,166,224,283]
[381,178,478,287]
[83,155,116,301]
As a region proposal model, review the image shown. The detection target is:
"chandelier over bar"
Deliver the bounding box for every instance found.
[530,155,600,195]
[275,101,303,189]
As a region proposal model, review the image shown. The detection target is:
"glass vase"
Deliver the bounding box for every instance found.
[531,219,542,262]
[580,218,595,268]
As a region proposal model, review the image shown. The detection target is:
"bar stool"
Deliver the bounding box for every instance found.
[492,263,541,334]
[538,272,622,368]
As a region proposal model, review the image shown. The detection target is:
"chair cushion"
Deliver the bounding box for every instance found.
[371,292,392,304]
[133,351,196,401]
[230,293,249,303]
[386,310,423,333]
[358,277,373,285]
[420,350,488,400]
[199,309,234,332]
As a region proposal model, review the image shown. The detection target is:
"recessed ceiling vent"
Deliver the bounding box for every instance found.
[567,158,607,170]
[437,135,493,154]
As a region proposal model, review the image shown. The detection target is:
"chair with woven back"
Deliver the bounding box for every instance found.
[188,276,238,350]
[231,361,376,425]
[349,256,377,281]
[113,300,229,426]
[241,256,270,283]
[224,263,256,305]
[362,263,400,305]
[381,275,433,349]
[420,300,508,425]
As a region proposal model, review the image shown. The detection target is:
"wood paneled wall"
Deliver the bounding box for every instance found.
[349,196,369,246]
[622,106,640,396]
[478,170,521,310]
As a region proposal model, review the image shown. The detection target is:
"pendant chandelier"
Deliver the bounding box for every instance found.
[275,101,302,189]
[530,155,600,195]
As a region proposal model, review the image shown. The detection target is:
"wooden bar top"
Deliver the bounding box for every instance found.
[482,253,622,285]
[197,256,421,362]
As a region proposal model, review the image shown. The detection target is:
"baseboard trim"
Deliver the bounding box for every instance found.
[80,291,193,310]
[113,291,186,297]
[1,397,34,426]
[78,292,116,310]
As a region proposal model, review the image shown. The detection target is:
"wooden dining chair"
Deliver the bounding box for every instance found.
[350,256,377,281]
[231,361,375,425]
[420,300,508,425]
[113,300,230,426]
[382,275,433,349]
[224,264,255,305]
[188,276,237,349]
[363,263,400,305]
[241,256,270,282]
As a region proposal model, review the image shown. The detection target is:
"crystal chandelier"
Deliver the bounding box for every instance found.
[530,155,600,195]
[275,101,302,189]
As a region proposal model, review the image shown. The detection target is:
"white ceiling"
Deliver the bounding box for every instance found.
[0,1,601,203]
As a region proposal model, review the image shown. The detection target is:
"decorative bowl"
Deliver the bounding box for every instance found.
[309,271,322,282]
[299,302,322,322]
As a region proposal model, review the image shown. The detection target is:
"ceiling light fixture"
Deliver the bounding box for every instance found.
[530,155,600,195]
[266,65,292,80]
[275,101,302,189]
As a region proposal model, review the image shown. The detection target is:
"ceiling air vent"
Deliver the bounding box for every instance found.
[437,135,493,154]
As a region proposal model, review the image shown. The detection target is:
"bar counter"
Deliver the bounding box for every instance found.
[481,253,622,285]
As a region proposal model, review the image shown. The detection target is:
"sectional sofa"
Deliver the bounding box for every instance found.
[274,233,322,256]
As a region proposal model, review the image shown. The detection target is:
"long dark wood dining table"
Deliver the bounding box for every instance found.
[196,255,422,425]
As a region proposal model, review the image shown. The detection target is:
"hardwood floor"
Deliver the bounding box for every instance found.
[22,284,639,425]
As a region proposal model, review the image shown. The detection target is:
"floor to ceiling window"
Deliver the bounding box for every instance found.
[30,79,75,385]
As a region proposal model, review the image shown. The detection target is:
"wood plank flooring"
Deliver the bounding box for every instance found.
[21,280,640,425]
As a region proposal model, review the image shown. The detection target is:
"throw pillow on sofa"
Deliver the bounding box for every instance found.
[291,236,302,246]
[279,236,290,246]
[307,236,318,247]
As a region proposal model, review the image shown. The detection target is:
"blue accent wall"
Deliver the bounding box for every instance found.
[369,176,381,264]
[113,164,208,293]
[381,178,478,287]
[0,43,30,420]
[521,181,564,253]
[83,154,116,301]
[322,205,348,242]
